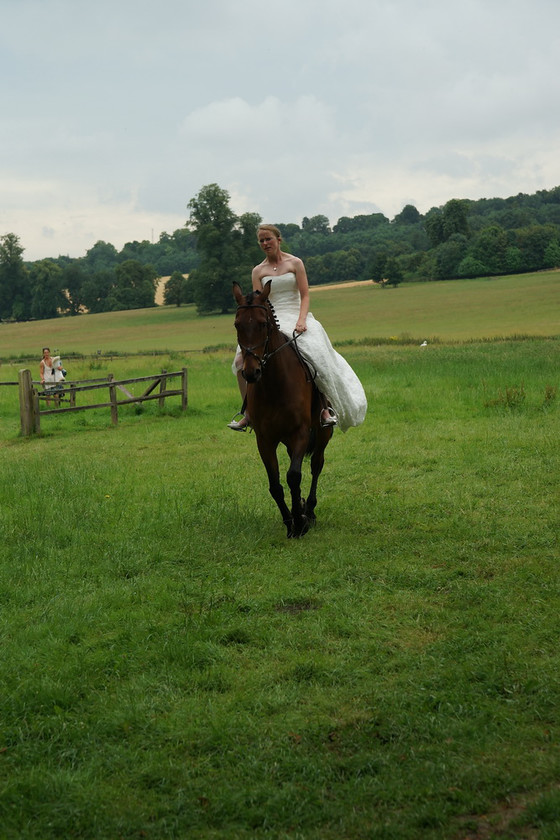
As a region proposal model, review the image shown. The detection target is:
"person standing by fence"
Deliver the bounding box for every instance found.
[39,347,58,407]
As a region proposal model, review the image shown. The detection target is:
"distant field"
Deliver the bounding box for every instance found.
[0,269,558,364]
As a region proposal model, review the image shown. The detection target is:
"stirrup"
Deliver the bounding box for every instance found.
[227,412,250,432]
[321,407,338,427]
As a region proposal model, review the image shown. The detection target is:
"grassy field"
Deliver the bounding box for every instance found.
[0,269,559,365]
[0,274,559,838]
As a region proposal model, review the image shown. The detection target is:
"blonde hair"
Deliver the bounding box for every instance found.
[257,224,282,240]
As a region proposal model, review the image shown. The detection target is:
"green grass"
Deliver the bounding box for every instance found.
[0,278,559,838]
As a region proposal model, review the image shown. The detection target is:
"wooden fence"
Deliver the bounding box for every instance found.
[18,368,188,436]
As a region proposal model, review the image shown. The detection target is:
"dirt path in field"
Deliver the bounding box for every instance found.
[155,276,373,305]
[310,279,373,291]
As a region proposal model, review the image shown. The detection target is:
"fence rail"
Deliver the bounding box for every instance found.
[18,368,187,436]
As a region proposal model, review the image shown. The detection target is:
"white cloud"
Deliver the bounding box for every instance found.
[1,0,560,259]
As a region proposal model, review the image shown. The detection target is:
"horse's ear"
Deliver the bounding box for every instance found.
[260,279,272,302]
[233,282,244,305]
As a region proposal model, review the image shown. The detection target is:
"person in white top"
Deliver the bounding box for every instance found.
[39,347,66,407]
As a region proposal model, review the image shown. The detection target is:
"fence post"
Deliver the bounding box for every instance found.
[181,367,188,411]
[108,374,118,425]
[18,369,37,436]
[159,369,167,409]
[33,389,41,433]
[70,383,76,407]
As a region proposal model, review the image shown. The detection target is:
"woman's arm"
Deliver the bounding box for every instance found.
[294,259,310,332]
[252,266,264,291]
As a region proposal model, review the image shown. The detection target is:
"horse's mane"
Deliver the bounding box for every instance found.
[244,290,261,306]
[245,290,281,331]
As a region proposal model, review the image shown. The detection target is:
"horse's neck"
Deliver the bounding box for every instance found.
[268,324,287,351]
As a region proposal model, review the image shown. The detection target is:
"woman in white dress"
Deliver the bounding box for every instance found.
[229,225,367,432]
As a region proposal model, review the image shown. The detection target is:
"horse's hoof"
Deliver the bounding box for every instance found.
[290,515,310,539]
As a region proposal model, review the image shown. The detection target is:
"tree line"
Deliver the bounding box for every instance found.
[1,183,560,321]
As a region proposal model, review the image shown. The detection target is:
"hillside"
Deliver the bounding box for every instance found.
[0,269,558,365]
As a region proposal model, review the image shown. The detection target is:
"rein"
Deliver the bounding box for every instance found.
[235,302,317,380]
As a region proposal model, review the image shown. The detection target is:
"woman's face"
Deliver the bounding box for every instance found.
[257,230,280,257]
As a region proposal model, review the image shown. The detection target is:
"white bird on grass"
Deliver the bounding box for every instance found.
[420,341,428,347]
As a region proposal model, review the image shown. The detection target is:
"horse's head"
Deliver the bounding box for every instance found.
[233,281,273,383]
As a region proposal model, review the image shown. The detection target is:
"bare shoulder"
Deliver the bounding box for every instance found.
[284,254,304,272]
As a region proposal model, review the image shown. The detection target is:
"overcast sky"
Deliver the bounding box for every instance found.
[2,0,560,262]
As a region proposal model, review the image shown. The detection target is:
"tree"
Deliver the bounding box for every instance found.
[187,184,260,313]
[435,234,469,279]
[83,240,119,273]
[543,239,560,268]
[442,199,470,239]
[164,271,187,306]
[424,209,445,248]
[425,200,469,248]
[457,255,488,278]
[0,233,31,320]
[106,260,157,310]
[230,211,263,290]
[62,263,87,315]
[188,183,236,235]
[80,269,115,313]
[29,259,67,320]
[470,225,508,275]
[385,257,403,287]
[333,213,389,234]
[370,252,388,283]
[394,204,421,225]
[515,224,558,272]
[302,214,331,235]
[276,223,301,240]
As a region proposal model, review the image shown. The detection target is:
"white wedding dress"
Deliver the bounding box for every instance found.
[235,272,367,432]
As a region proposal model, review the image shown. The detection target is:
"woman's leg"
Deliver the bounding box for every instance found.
[227,361,250,430]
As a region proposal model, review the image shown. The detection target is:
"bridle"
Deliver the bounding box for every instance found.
[235,301,316,379]
[235,303,273,368]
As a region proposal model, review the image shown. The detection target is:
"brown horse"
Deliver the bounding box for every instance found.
[233,280,333,538]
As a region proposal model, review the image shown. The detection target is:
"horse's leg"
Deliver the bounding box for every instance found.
[305,426,332,523]
[257,438,294,536]
[286,435,310,538]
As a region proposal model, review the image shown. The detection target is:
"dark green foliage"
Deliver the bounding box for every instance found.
[164,270,188,306]
[384,256,403,287]
[302,213,331,234]
[61,262,87,316]
[80,269,116,314]
[29,259,68,320]
[333,212,390,233]
[306,248,365,285]
[369,251,388,283]
[0,233,31,321]
[393,203,421,225]
[107,260,157,311]
[6,185,560,324]
[187,186,262,314]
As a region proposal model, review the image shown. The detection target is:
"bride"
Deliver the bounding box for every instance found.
[228,224,367,432]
